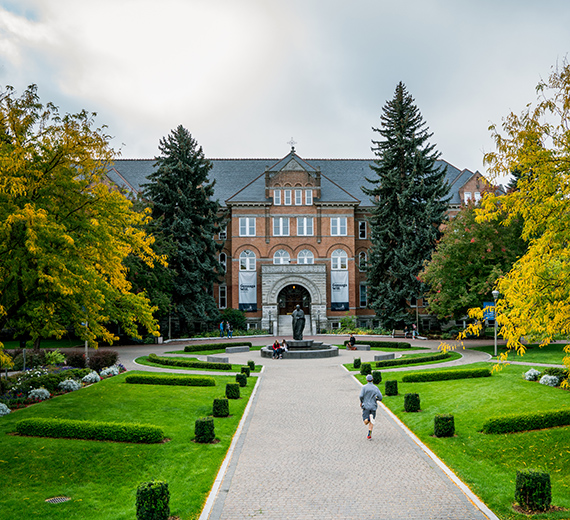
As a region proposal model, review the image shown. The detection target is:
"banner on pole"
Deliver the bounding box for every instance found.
[239,271,257,312]
[331,270,349,311]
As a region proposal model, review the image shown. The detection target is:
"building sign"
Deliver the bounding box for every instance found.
[239,271,257,312]
[331,270,349,311]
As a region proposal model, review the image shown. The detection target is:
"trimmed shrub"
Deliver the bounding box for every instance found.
[16,418,164,443]
[28,387,51,401]
[58,379,82,392]
[543,367,568,381]
[353,358,361,369]
[194,417,215,443]
[147,353,232,371]
[343,340,411,349]
[226,383,240,399]
[360,363,372,376]
[385,380,398,396]
[241,366,250,377]
[236,373,247,387]
[375,352,450,368]
[247,360,255,371]
[404,393,421,412]
[136,480,170,520]
[213,398,229,418]
[481,409,570,434]
[402,368,492,383]
[434,414,455,437]
[0,403,11,416]
[82,371,101,384]
[65,349,87,368]
[372,371,382,385]
[539,375,559,387]
[184,342,252,353]
[88,350,119,372]
[524,368,541,381]
[515,470,551,512]
[125,374,215,387]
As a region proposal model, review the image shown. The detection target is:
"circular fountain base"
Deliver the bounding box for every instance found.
[261,340,339,359]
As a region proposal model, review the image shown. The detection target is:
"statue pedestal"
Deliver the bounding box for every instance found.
[287,340,314,350]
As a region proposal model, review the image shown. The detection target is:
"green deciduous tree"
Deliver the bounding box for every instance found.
[0,85,160,348]
[421,202,526,320]
[143,125,225,335]
[363,82,450,329]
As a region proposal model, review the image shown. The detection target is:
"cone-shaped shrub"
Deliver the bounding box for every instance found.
[236,373,247,387]
[353,358,361,369]
[404,393,420,412]
[195,417,215,443]
[434,414,455,437]
[213,398,229,418]
[241,366,250,377]
[372,371,382,384]
[136,480,170,520]
[360,363,372,376]
[385,380,398,396]
[226,383,240,399]
[247,360,255,371]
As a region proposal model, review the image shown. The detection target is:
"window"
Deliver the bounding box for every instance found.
[330,217,347,236]
[474,191,481,202]
[284,190,292,205]
[358,221,367,239]
[273,217,290,236]
[464,192,472,204]
[219,226,227,240]
[305,190,313,205]
[410,296,417,308]
[273,250,290,264]
[239,250,256,271]
[295,190,303,205]
[219,285,227,309]
[297,217,313,236]
[358,251,367,271]
[297,249,314,264]
[219,252,227,272]
[273,189,281,205]
[359,284,367,308]
[332,249,348,270]
[239,217,256,236]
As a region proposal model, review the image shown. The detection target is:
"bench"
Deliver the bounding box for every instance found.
[391,330,407,338]
[225,346,250,354]
[374,353,396,361]
[206,355,229,364]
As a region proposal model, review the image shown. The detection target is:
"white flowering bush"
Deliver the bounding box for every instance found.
[524,368,541,381]
[58,379,82,392]
[0,403,11,416]
[100,365,120,377]
[13,368,49,393]
[539,375,559,387]
[82,371,101,384]
[28,387,51,401]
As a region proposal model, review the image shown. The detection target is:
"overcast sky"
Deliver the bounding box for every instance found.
[1,0,569,180]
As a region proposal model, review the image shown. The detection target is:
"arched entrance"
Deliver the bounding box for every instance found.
[277,284,311,316]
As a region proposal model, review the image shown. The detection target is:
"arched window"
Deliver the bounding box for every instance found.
[297,249,314,265]
[219,252,227,272]
[358,251,367,271]
[332,249,348,270]
[273,249,290,264]
[239,250,256,271]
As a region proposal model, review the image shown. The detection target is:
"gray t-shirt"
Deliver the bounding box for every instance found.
[360,382,383,410]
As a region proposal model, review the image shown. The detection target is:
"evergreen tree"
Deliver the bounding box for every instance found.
[363,82,450,330]
[143,126,225,334]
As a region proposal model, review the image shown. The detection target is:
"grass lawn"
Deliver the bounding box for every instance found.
[355,363,570,519]
[343,351,462,371]
[471,343,569,365]
[0,370,255,519]
[136,355,262,373]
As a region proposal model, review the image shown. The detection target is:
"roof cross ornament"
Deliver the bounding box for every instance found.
[287,137,297,152]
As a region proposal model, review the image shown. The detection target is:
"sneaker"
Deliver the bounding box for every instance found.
[369,414,375,425]
[367,431,372,440]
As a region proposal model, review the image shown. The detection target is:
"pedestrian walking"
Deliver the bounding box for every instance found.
[219,321,224,338]
[412,323,417,339]
[360,374,383,440]
[228,323,233,338]
[225,320,230,338]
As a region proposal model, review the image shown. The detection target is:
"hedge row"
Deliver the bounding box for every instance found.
[147,353,232,371]
[402,367,492,383]
[375,352,450,368]
[343,340,411,349]
[125,374,215,387]
[482,409,570,434]
[16,418,164,443]
[183,342,252,353]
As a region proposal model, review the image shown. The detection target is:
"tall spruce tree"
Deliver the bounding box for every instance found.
[363,82,450,330]
[143,125,224,334]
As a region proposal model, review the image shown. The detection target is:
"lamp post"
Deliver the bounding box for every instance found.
[492,290,500,357]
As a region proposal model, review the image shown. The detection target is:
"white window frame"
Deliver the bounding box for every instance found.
[297,217,314,236]
[273,217,290,236]
[358,251,367,271]
[219,285,227,309]
[474,191,481,202]
[295,189,303,205]
[273,249,291,264]
[273,189,281,205]
[297,249,314,264]
[239,250,256,271]
[305,190,313,205]
[239,217,256,236]
[331,249,348,270]
[219,252,227,272]
[219,226,227,240]
[330,217,347,236]
[284,190,292,205]
[358,221,367,239]
[464,192,472,204]
[359,283,367,308]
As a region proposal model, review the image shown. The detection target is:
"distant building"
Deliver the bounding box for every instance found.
[108,147,486,334]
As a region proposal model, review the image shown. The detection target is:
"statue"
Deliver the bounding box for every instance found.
[292,304,305,340]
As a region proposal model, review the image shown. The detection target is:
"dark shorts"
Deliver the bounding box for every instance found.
[362,408,376,422]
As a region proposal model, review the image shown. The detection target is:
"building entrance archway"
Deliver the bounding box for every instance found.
[277,284,311,316]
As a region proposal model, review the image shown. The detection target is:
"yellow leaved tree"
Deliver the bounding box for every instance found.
[0,85,162,348]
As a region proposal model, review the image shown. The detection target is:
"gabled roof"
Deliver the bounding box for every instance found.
[266,150,319,174]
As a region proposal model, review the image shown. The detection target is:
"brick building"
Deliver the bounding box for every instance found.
[108,147,485,334]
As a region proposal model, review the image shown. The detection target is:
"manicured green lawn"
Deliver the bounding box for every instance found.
[356,363,570,519]
[0,371,255,519]
[472,343,569,365]
[136,355,262,373]
[344,351,462,371]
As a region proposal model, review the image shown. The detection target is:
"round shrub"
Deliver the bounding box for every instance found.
[226,383,240,399]
[64,349,87,368]
[58,379,82,392]
[100,365,120,377]
[195,417,215,443]
[28,387,51,401]
[385,380,398,396]
[515,470,551,512]
[0,403,11,416]
[360,363,372,376]
[539,375,559,387]
[372,370,382,385]
[241,366,250,377]
[213,398,229,418]
[88,350,119,373]
[247,360,255,371]
[353,357,361,369]
[404,393,421,412]
[236,373,247,387]
[136,479,170,520]
[434,414,455,437]
[82,371,101,384]
[524,368,541,381]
